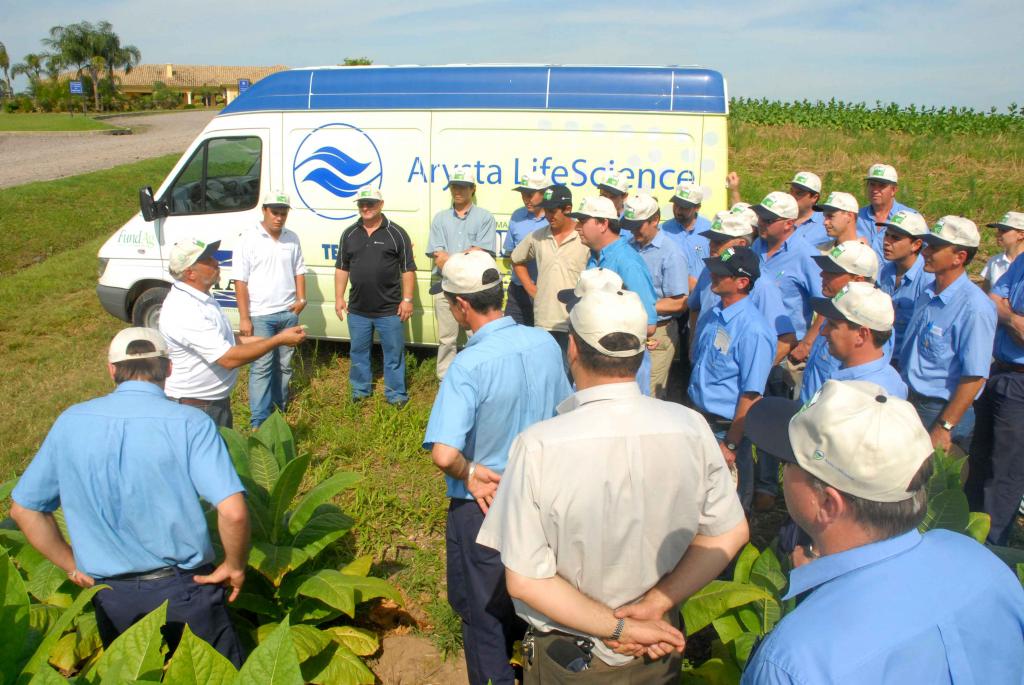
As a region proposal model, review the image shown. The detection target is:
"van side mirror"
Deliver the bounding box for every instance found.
[138,186,167,222]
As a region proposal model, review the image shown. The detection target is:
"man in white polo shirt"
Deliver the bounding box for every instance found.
[160,237,307,428]
[234,191,308,428]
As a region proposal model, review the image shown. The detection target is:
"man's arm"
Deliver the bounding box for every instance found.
[290,274,306,315]
[431,443,501,514]
[930,376,986,450]
[398,270,415,322]
[720,392,760,466]
[235,280,253,337]
[655,295,687,317]
[216,327,306,369]
[513,264,537,298]
[726,171,742,207]
[193,493,250,602]
[991,293,1024,345]
[789,315,823,363]
[10,503,94,588]
[775,333,798,366]
[334,269,349,320]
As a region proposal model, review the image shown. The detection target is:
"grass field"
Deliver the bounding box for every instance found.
[2,121,1023,655]
[0,112,116,132]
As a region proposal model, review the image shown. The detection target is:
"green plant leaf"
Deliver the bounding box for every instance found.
[302,642,376,685]
[732,544,759,584]
[288,472,362,536]
[25,667,67,685]
[46,633,77,673]
[289,624,331,662]
[86,600,167,684]
[254,412,296,467]
[231,591,283,620]
[731,632,758,669]
[219,426,253,482]
[269,455,310,544]
[965,512,991,544]
[988,544,1024,569]
[1,552,31,683]
[73,611,102,663]
[710,613,745,645]
[754,595,782,633]
[682,580,774,635]
[289,599,342,626]
[1017,563,1024,588]
[25,560,70,605]
[246,493,275,544]
[339,555,373,578]
[680,656,742,685]
[292,512,354,562]
[17,584,105,685]
[164,624,239,685]
[323,626,379,656]
[736,606,761,634]
[0,478,15,503]
[919,489,969,534]
[236,617,303,685]
[249,440,281,494]
[296,571,402,619]
[250,542,309,588]
[749,547,787,597]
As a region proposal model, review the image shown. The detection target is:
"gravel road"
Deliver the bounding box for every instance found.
[0,110,218,189]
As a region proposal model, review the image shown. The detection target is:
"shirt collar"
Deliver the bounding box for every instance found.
[557,381,641,415]
[784,529,922,600]
[597,237,628,259]
[114,380,168,397]
[173,281,215,304]
[715,295,751,323]
[835,354,888,376]
[928,271,970,304]
[450,204,476,221]
[465,316,515,348]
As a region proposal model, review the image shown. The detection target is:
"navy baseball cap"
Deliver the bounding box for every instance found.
[539,185,573,209]
[703,246,760,281]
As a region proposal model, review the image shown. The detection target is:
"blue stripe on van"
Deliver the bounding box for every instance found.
[221,66,727,115]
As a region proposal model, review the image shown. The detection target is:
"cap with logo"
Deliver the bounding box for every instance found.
[865,163,898,184]
[813,191,859,214]
[513,172,549,192]
[752,191,799,221]
[262,191,291,208]
[569,289,647,357]
[355,187,384,203]
[701,213,756,241]
[621,194,660,230]
[812,240,880,281]
[703,246,760,281]
[168,238,220,278]
[568,196,620,222]
[987,211,1024,233]
[922,215,980,248]
[596,172,630,196]
[539,185,573,209]
[557,267,624,307]
[744,380,932,502]
[811,281,894,332]
[449,168,476,186]
[730,202,759,229]
[877,210,929,237]
[109,327,169,363]
[429,251,501,295]
[790,171,822,194]
[671,182,704,207]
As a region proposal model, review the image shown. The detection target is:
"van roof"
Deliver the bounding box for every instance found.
[220,65,727,116]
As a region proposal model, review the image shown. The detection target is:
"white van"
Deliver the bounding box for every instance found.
[96,64,730,343]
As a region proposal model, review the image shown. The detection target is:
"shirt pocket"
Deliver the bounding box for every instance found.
[919,326,948,362]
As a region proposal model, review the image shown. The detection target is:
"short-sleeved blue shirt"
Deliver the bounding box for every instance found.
[12,381,244,578]
[856,200,915,263]
[752,236,824,339]
[992,256,1024,364]
[693,270,795,339]
[587,239,659,326]
[741,529,1024,685]
[899,272,997,399]
[503,206,546,285]
[878,255,935,353]
[799,323,901,402]
[427,205,498,273]
[688,297,774,419]
[423,317,571,500]
[661,215,712,280]
[628,230,689,322]
[793,212,829,248]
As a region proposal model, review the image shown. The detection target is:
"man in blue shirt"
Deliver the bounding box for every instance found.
[424,251,571,685]
[661,182,712,292]
[877,210,934,353]
[968,248,1024,545]
[900,216,996,453]
[427,167,498,379]
[11,327,248,667]
[596,170,630,216]
[856,163,917,262]
[788,171,829,248]
[689,247,775,511]
[503,172,549,326]
[624,193,689,398]
[742,379,1024,685]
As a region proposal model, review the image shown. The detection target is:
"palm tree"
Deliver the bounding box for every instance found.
[13,53,46,106]
[0,41,12,104]
[96,22,140,102]
[44,21,106,111]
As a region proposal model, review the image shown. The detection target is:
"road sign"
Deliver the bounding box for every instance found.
[238,78,251,93]
[69,80,83,95]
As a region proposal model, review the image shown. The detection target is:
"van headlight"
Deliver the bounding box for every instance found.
[98,258,109,279]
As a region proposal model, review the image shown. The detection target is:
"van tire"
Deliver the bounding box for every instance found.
[132,286,169,329]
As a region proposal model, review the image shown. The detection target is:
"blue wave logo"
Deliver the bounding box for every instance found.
[292,123,383,221]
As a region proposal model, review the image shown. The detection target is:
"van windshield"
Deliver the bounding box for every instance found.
[166,136,262,215]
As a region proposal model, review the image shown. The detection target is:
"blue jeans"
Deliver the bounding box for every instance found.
[910,390,976,453]
[348,312,408,403]
[249,310,298,428]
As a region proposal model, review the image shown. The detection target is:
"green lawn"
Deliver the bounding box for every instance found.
[0,112,117,132]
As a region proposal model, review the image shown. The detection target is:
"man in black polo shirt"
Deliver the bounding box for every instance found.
[335,188,417,406]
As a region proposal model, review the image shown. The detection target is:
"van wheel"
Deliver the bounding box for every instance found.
[132,286,169,329]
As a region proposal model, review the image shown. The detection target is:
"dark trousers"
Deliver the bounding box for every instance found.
[967,367,1024,545]
[175,396,233,429]
[505,282,535,327]
[447,499,524,685]
[92,565,245,668]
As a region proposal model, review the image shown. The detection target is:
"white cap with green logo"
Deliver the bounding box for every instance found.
[987,211,1024,232]
[923,216,980,248]
[877,210,929,237]
[355,187,384,203]
[813,191,859,214]
[262,190,291,208]
[790,171,822,194]
[865,163,898,184]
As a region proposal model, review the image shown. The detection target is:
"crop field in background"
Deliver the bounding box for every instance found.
[0,112,116,132]
[2,111,1024,655]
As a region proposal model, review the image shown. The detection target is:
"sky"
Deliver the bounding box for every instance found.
[2,0,1021,110]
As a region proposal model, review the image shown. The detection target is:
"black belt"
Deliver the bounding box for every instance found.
[993,360,1024,374]
[103,566,179,581]
[175,397,223,408]
[699,411,732,431]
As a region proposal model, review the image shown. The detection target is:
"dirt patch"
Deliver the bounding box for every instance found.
[370,634,468,685]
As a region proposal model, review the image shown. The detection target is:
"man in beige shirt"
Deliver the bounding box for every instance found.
[511,185,590,369]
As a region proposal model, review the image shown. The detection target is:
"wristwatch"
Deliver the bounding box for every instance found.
[725,441,738,451]
[297,297,306,304]
[402,297,413,303]
[938,419,955,431]
[610,618,625,641]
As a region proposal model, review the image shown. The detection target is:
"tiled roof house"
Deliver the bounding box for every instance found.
[111,64,289,104]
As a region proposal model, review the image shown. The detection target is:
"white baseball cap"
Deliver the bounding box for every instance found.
[812,241,880,281]
[753,191,799,221]
[569,289,647,358]
[865,164,898,184]
[878,210,929,237]
[814,191,859,214]
[923,215,981,249]
[430,251,501,295]
[568,196,620,222]
[557,267,624,306]
[745,380,933,502]
[168,238,220,278]
[108,327,169,363]
[449,168,476,186]
[672,182,703,207]
[811,281,894,332]
[702,213,756,241]
[513,172,549,192]
[262,190,291,208]
[621,193,661,230]
[790,171,822,194]
[597,171,630,196]
[355,187,384,203]
[987,211,1024,232]
[730,202,759,229]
